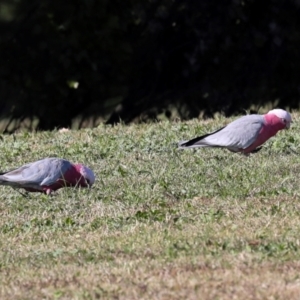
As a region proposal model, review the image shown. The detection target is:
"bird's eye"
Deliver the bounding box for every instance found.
[86,179,90,185]
[281,118,286,123]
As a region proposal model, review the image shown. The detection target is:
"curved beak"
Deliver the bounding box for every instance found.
[282,118,291,129]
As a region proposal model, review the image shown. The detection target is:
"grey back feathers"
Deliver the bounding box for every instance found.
[0,158,72,189]
[178,115,265,151]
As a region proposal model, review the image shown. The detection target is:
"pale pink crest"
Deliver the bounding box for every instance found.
[267,109,292,128]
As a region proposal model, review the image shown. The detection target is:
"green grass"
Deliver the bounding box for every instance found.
[1,113,300,299]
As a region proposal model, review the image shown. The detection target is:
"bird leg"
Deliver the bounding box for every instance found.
[46,189,53,195]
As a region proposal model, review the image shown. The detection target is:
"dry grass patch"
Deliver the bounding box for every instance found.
[2,260,300,299]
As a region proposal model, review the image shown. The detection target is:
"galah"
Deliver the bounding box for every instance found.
[0,157,95,195]
[178,109,292,154]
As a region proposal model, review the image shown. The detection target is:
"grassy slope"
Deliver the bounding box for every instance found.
[1,114,300,299]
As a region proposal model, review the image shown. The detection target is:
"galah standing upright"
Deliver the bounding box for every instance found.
[178,109,292,154]
[0,157,95,194]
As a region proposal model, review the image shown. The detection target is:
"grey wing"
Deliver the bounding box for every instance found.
[0,158,71,186]
[201,115,264,149]
[0,161,45,185]
[39,158,72,186]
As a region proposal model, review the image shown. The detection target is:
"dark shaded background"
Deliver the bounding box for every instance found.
[0,0,300,132]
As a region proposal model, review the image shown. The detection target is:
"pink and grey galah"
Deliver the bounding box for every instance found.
[0,157,95,194]
[178,109,292,154]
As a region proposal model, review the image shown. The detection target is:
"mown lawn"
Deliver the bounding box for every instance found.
[1,112,300,299]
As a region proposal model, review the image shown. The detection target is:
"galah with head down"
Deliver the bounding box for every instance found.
[178,109,292,154]
[0,157,95,194]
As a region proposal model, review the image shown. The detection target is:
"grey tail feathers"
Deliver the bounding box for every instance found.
[178,126,225,149]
